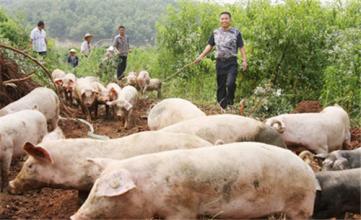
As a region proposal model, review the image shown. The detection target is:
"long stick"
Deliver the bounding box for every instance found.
[163,62,194,82]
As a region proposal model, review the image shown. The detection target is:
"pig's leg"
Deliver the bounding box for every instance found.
[157,88,161,99]
[105,105,110,119]
[0,153,12,192]
[124,109,133,129]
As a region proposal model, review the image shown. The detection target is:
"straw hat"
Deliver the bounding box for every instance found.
[69,48,77,53]
[84,33,93,39]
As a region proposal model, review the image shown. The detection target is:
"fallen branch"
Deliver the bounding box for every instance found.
[2,72,34,85]
[0,43,74,115]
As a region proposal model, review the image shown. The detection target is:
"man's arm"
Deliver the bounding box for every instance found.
[237,32,247,71]
[194,44,213,64]
[194,33,215,64]
[240,47,247,71]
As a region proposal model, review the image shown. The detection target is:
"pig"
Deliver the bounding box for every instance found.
[40,127,65,143]
[0,87,60,131]
[74,77,100,121]
[0,110,47,192]
[105,83,122,118]
[106,83,122,102]
[265,105,351,154]
[51,69,66,98]
[161,114,286,148]
[313,168,361,219]
[316,148,361,171]
[71,142,317,220]
[9,131,212,194]
[106,85,138,128]
[126,72,138,87]
[92,81,110,117]
[62,73,77,104]
[148,98,206,130]
[136,70,150,94]
[146,78,162,98]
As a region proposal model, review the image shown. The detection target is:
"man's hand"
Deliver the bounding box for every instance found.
[242,60,248,71]
[194,56,204,64]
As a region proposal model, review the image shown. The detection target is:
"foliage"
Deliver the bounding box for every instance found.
[0,0,175,46]
[321,27,361,124]
[0,9,28,48]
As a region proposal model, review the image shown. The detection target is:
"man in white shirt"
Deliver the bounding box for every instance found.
[80,33,93,57]
[30,21,47,56]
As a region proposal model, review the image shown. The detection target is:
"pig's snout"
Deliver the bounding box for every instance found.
[8,180,23,195]
[70,212,90,220]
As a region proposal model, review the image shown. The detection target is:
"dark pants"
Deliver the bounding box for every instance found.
[117,56,127,79]
[38,51,47,56]
[216,57,238,109]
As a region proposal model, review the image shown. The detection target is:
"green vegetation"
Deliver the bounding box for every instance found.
[0,0,360,124]
[0,0,175,45]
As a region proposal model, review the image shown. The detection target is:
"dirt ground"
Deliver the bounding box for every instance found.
[0,99,360,219]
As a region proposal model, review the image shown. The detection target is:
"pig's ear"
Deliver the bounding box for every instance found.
[23,142,53,164]
[95,169,136,197]
[54,79,63,85]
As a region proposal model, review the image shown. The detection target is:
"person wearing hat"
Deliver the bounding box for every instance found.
[80,33,93,57]
[67,49,79,68]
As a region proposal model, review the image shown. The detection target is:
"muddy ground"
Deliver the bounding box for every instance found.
[0,99,360,219]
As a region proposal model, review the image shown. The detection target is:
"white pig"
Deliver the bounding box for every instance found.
[62,73,77,104]
[106,85,138,128]
[146,78,162,98]
[51,69,66,98]
[265,105,351,154]
[148,98,206,130]
[136,70,150,94]
[0,110,47,192]
[71,142,317,219]
[40,127,65,143]
[9,131,212,194]
[0,87,60,131]
[74,77,100,120]
[161,114,286,148]
[126,72,138,87]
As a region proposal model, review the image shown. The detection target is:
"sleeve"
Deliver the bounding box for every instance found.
[30,29,35,40]
[113,37,118,48]
[80,42,85,52]
[237,32,244,48]
[208,33,215,46]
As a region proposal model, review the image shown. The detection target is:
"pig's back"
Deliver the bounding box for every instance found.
[116,142,316,218]
[161,114,261,144]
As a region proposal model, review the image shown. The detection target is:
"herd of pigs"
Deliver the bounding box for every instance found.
[0,68,360,219]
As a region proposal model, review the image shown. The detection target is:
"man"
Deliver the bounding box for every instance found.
[67,49,79,68]
[113,25,130,80]
[80,33,93,57]
[30,21,47,56]
[195,11,247,110]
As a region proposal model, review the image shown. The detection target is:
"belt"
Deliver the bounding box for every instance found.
[216,57,237,62]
